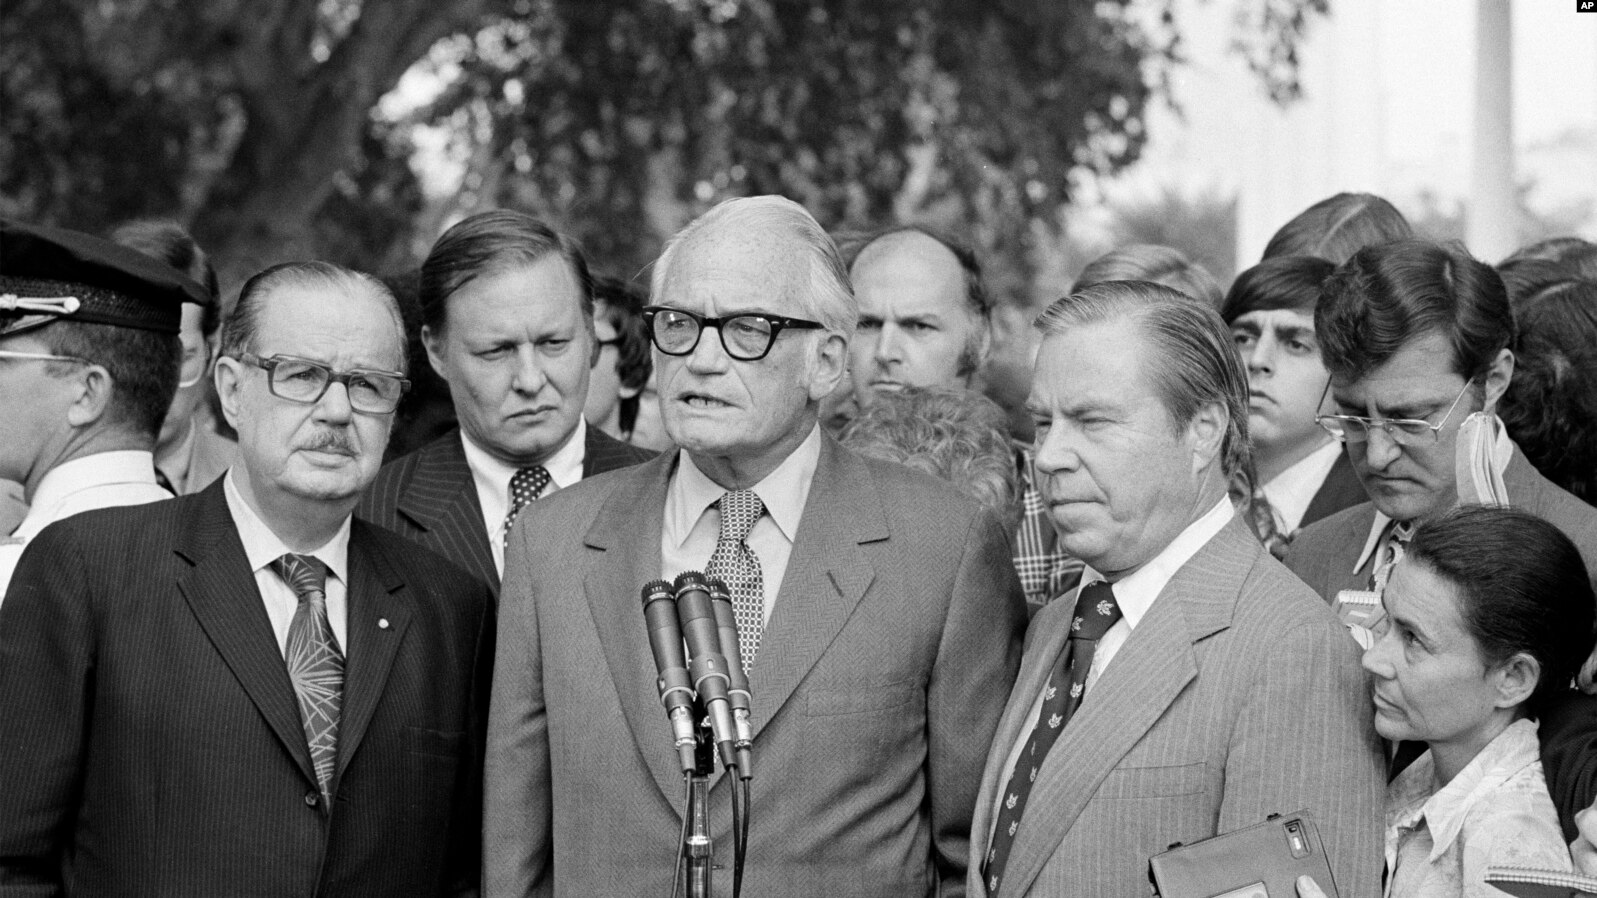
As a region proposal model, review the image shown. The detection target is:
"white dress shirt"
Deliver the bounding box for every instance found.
[660,425,822,623]
[1260,440,1343,535]
[462,418,587,577]
[223,471,350,656]
[0,450,170,601]
[989,497,1235,834]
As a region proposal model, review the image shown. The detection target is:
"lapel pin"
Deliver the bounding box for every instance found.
[378,618,390,629]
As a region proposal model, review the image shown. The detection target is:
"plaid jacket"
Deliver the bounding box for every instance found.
[1011,444,1082,610]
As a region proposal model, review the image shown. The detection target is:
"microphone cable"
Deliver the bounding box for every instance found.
[672,772,689,898]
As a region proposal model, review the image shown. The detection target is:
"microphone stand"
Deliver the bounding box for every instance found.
[682,720,717,898]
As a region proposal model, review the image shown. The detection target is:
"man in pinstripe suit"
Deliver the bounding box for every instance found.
[0,263,492,896]
[358,211,652,594]
[968,282,1384,898]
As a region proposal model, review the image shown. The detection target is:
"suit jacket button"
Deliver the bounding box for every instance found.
[305,791,319,807]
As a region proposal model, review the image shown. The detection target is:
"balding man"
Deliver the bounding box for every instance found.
[484,197,1025,897]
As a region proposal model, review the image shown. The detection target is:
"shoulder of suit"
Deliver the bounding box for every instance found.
[585,426,657,470]
[1286,501,1375,561]
[354,517,490,603]
[847,448,985,520]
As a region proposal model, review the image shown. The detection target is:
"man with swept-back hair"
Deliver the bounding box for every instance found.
[1285,239,1597,604]
[968,280,1381,898]
[1,260,493,895]
[1262,191,1414,265]
[486,195,1024,897]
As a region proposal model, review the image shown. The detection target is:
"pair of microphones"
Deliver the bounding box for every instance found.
[641,572,754,777]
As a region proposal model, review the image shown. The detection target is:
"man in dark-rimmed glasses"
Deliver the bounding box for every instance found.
[1286,239,1597,603]
[0,260,493,895]
[487,195,1025,897]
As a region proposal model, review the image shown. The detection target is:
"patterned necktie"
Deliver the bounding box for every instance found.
[271,553,344,810]
[983,580,1123,897]
[705,490,765,673]
[1369,519,1415,593]
[503,466,551,542]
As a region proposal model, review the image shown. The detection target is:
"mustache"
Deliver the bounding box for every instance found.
[300,429,356,455]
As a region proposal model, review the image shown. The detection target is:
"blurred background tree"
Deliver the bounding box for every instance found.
[0,0,1324,296]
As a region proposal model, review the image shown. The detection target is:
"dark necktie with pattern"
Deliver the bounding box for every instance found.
[1369,519,1414,593]
[503,465,551,542]
[982,580,1123,897]
[705,490,765,674]
[271,553,344,810]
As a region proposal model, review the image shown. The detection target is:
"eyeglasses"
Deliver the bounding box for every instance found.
[642,306,824,362]
[1315,379,1475,446]
[238,353,410,414]
[0,349,90,365]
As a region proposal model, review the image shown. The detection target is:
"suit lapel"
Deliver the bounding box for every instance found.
[175,483,318,788]
[335,523,413,779]
[998,517,1256,898]
[747,437,884,740]
[397,432,495,588]
[583,454,685,806]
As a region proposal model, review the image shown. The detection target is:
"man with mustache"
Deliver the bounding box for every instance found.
[0,262,494,895]
[484,196,1025,897]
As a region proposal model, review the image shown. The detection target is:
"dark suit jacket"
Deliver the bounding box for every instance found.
[1286,445,1597,600]
[967,515,1384,898]
[1299,451,1365,531]
[357,425,654,594]
[483,435,1027,898]
[0,482,495,897]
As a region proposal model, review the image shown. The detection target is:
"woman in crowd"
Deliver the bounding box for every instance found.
[1370,506,1592,894]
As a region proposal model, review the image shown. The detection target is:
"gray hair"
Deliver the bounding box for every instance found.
[840,386,1021,532]
[651,196,858,338]
[1071,244,1224,309]
[221,261,406,370]
[1035,280,1250,480]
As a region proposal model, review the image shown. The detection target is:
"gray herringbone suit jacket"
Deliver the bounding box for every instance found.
[967,514,1385,898]
[484,434,1027,897]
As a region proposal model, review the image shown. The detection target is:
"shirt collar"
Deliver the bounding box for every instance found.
[665,424,823,550]
[223,470,350,585]
[459,415,590,514]
[1387,717,1544,863]
[1260,440,1343,534]
[1077,496,1235,630]
[20,450,160,537]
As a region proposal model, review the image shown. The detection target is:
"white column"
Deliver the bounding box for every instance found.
[1468,0,1516,262]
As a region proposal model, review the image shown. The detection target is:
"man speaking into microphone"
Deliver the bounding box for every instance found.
[484,196,1026,897]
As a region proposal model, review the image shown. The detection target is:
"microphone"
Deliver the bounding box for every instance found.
[673,571,739,770]
[641,579,698,774]
[707,578,754,777]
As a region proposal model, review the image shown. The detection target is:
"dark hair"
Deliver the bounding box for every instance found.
[1036,280,1250,480]
[1071,244,1223,308]
[842,225,990,321]
[1262,192,1413,265]
[38,321,179,439]
[418,210,594,334]
[1498,237,1597,278]
[1315,239,1514,384]
[222,261,405,369]
[1405,505,1596,712]
[1221,254,1337,324]
[592,274,653,433]
[1498,279,1597,504]
[108,219,221,338]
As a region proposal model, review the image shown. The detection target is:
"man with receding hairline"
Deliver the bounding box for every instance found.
[485,196,1024,897]
[0,261,493,895]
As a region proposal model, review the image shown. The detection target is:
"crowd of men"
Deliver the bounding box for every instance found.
[1,189,1596,896]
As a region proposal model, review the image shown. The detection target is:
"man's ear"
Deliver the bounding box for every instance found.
[214,355,245,431]
[64,364,113,428]
[1186,400,1227,474]
[1493,651,1540,711]
[1481,347,1514,413]
[807,333,848,402]
[421,324,451,384]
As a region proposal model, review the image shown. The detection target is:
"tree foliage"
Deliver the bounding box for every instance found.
[0,0,1324,296]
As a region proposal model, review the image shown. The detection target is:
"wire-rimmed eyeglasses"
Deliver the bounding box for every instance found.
[237,353,410,414]
[1314,378,1475,446]
[641,306,824,362]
